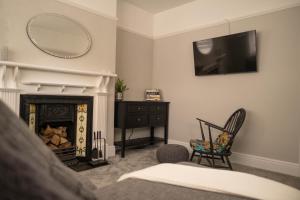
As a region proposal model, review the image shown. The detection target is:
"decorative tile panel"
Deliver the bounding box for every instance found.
[29,104,36,133]
[76,104,87,157]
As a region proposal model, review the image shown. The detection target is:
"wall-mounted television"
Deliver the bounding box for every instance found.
[193,30,257,76]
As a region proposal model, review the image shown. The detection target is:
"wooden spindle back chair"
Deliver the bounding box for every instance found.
[190,108,246,170]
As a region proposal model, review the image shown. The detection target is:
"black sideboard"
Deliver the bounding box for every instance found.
[114,101,170,157]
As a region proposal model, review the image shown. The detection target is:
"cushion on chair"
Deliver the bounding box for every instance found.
[0,100,97,200]
[157,144,189,163]
[190,132,232,153]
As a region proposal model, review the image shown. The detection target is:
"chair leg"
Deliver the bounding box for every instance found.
[190,150,195,161]
[211,154,215,168]
[225,156,233,170]
[197,154,202,164]
[221,156,225,163]
[206,158,212,167]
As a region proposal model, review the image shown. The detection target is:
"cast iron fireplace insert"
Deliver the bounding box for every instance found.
[20,95,93,166]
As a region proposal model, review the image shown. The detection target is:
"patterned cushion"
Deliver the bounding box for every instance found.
[190,132,231,153]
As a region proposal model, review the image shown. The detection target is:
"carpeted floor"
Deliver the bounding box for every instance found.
[79,145,300,189]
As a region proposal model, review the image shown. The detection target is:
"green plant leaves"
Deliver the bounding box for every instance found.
[115,78,129,93]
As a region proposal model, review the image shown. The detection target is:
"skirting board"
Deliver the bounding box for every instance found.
[168,139,300,177]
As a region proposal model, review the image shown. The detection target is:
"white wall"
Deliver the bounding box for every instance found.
[55,0,117,19]
[116,29,153,101]
[153,0,300,38]
[115,28,155,141]
[0,0,117,146]
[114,1,300,175]
[117,0,300,39]
[153,7,300,165]
[1,0,116,73]
[117,0,153,38]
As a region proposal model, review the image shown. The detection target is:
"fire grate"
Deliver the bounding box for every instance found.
[53,146,78,166]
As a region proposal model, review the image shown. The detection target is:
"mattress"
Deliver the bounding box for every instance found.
[96,178,252,200]
[96,162,300,200]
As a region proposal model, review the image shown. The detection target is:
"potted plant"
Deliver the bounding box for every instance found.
[115,78,128,101]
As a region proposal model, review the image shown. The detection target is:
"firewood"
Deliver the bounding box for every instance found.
[61,132,67,138]
[47,143,58,150]
[54,127,67,138]
[61,127,67,138]
[40,135,50,144]
[51,134,60,146]
[43,125,55,137]
[59,142,72,148]
[60,137,68,144]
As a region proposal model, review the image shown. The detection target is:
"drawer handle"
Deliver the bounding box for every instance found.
[137,118,141,122]
[138,107,141,110]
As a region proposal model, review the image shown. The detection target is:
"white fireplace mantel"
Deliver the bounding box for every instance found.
[0,61,117,93]
[0,60,117,158]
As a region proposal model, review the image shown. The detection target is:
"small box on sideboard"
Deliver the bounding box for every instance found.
[145,89,161,101]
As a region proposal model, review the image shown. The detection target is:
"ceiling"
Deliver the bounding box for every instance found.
[122,0,196,13]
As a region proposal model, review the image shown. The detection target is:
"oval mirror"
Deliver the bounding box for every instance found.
[27,14,92,59]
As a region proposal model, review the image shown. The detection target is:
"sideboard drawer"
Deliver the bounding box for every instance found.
[149,114,165,126]
[126,114,148,128]
[127,104,148,113]
[150,104,166,114]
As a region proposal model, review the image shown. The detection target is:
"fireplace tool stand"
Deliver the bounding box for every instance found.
[89,131,108,167]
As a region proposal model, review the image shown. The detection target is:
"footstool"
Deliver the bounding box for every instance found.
[156,144,189,163]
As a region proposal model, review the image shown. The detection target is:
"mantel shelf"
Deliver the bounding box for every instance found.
[0,61,117,77]
[0,61,117,93]
[22,81,94,88]
[22,81,95,93]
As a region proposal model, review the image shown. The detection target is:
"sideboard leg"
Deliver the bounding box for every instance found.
[121,128,126,158]
[150,126,154,145]
[164,125,168,144]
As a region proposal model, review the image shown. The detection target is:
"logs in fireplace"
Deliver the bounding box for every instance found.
[20,95,93,166]
[40,125,72,149]
[39,124,78,166]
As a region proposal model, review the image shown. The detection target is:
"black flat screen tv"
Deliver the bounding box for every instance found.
[193,30,257,76]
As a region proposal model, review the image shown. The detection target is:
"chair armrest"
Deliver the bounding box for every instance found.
[204,122,225,132]
[196,118,225,132]
[196,118,211,125]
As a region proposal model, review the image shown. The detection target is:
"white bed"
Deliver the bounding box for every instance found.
[119,163,300,200]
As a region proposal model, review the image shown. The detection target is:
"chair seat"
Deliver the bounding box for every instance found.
[190,139,226,154]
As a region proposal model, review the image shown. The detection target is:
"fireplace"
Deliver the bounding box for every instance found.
[20,95,93,166]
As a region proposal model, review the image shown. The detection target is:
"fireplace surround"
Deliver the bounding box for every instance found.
[0,61,117,161]
[20,95,93,165]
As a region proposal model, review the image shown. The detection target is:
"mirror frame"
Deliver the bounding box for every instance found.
[26,13,92,59]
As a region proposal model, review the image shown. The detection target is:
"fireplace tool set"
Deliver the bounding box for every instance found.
[89,131,108,166]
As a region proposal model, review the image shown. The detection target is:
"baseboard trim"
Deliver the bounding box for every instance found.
[168,139,300,177]
[231,152,300,177]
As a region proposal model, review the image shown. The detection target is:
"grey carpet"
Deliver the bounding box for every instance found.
[79,145,159,188]
[79,145,300,190]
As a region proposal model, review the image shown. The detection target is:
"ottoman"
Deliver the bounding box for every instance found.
[156,144,189,163]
